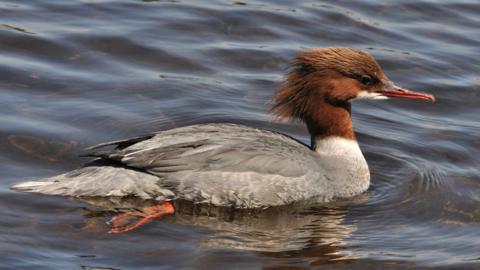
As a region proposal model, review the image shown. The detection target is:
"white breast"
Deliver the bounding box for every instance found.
[313,137,370,198]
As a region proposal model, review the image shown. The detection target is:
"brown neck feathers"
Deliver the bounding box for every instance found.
[305,101,355,150]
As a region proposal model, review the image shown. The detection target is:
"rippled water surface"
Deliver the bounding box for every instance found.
[1,0,479,269]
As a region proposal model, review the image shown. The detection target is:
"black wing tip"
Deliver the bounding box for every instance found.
[84,134,156,152]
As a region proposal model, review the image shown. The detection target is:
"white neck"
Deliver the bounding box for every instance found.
[313,136,370,197]
[314,136,362,156]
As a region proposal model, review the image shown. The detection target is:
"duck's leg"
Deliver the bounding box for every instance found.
[109,201,175,233]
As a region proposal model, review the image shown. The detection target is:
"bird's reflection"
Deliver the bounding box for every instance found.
[81,195,367,261]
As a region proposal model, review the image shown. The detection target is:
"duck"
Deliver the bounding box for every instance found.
[12,47,434,233]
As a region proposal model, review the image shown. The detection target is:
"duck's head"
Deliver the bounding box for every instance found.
[270,47,435,122]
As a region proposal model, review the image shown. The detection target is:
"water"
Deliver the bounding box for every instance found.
[1,0,479,269]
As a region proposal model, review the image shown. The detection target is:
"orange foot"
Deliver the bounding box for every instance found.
[109,201,175,233]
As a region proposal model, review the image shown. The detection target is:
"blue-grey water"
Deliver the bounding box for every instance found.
[1,1,479,269]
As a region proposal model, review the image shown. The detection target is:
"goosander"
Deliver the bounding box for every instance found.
[13,47,434,231]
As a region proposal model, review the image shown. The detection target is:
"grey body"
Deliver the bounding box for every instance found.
[12,124,370,208]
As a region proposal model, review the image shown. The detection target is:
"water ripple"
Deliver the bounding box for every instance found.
[1,0,480,269]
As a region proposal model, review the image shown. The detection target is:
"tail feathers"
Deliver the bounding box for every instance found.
[11,178,77,196]
[11,180,57,192]
[11,166,176,200]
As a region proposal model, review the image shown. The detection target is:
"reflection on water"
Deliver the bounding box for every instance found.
[81,198,364,256]
[1,0,480,269]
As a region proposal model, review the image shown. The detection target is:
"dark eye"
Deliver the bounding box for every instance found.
[361,75,372,86]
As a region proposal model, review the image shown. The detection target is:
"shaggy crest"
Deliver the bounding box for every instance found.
[269,47,385,121]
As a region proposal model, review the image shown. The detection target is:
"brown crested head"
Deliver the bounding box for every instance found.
[269,47,434,122]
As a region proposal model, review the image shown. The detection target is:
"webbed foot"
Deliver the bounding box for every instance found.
[109,201,174,233]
